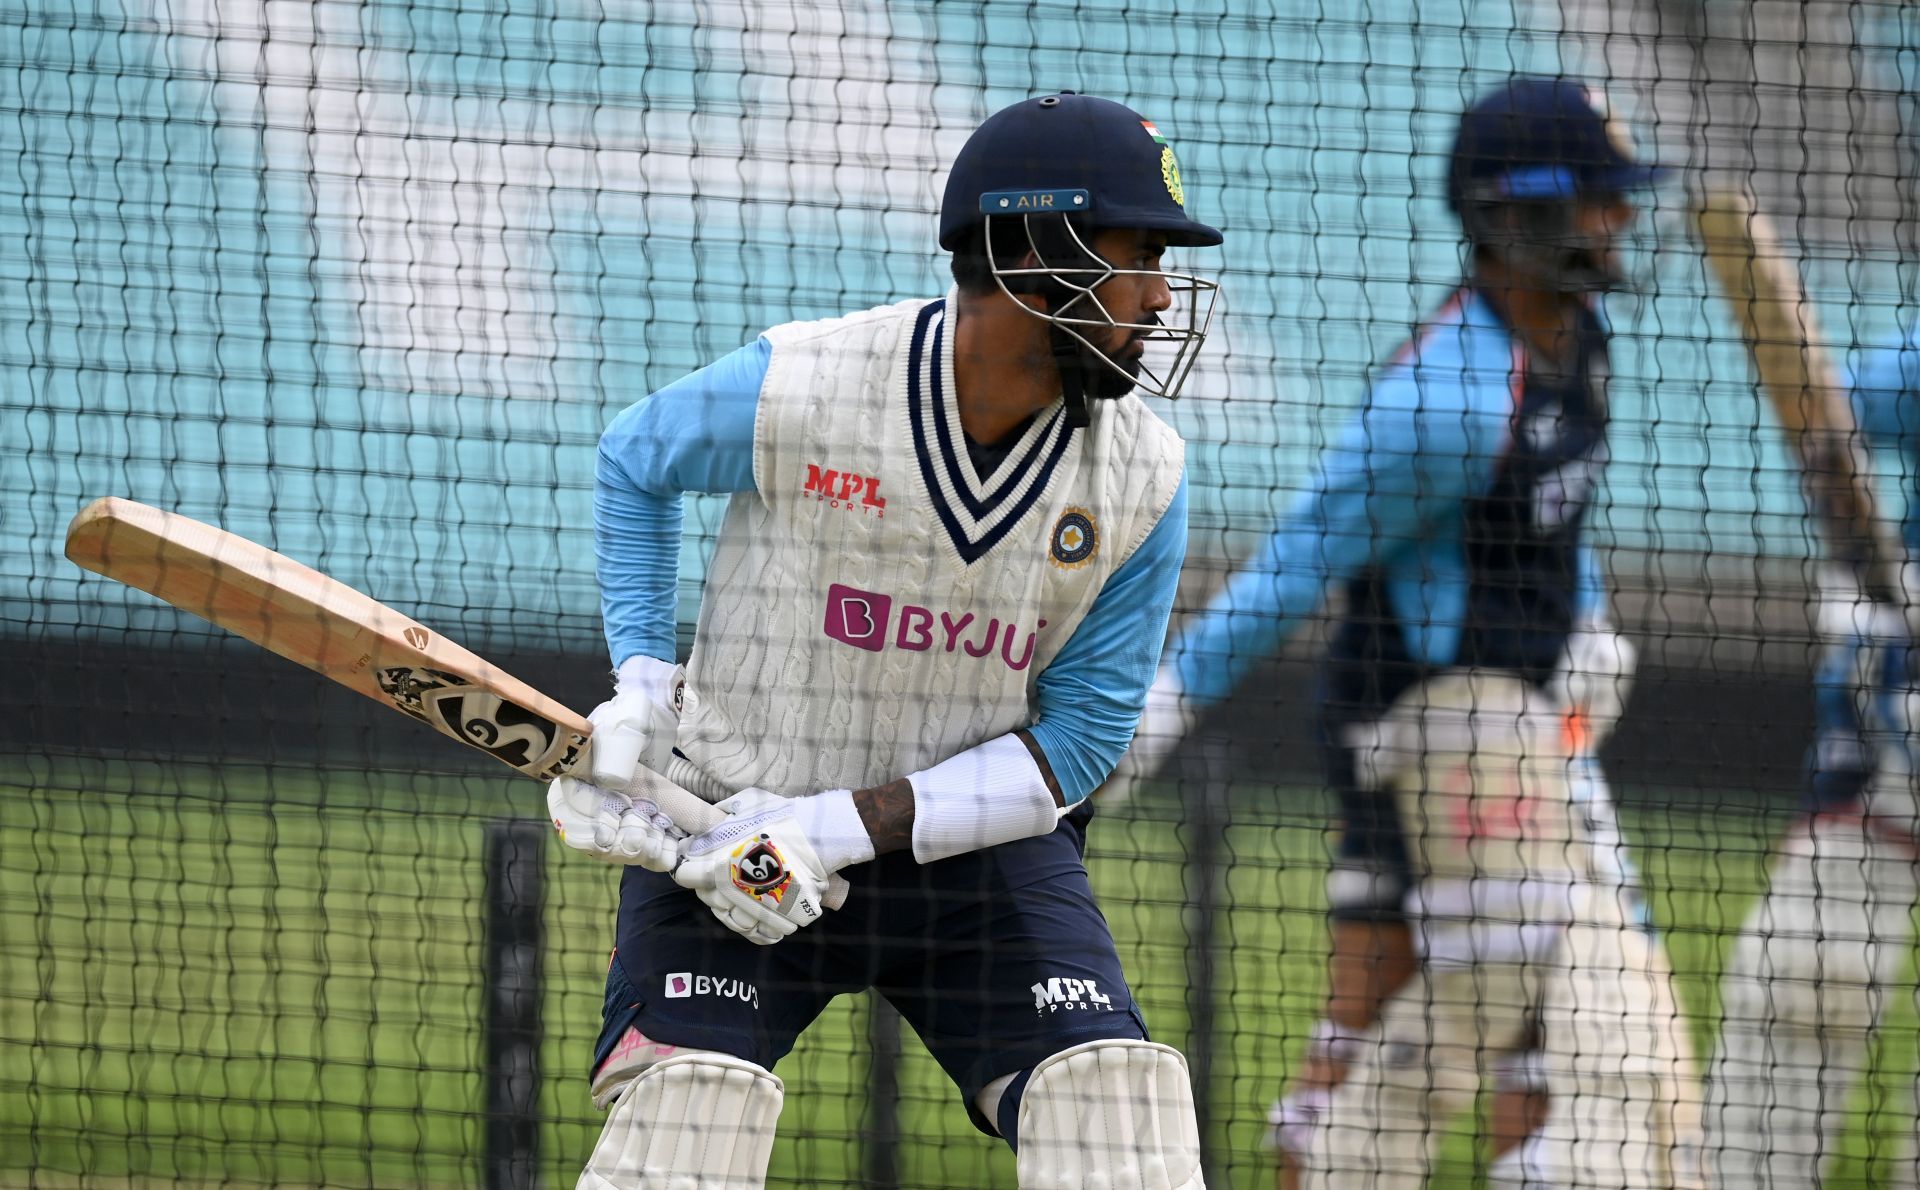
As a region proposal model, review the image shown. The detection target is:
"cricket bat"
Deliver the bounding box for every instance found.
[63,496,725,832]
[1694,185,1904,603]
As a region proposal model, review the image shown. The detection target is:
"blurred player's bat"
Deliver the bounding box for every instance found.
[63,496,725,832]
[1693,185,1904,603]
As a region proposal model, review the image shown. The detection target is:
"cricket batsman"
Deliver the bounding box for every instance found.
[1704,332,1920,1189]
[542,92,1224,1188]
[1117,78,1699,1189]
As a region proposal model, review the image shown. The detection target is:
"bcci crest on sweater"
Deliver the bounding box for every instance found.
[1049,508,1098,568]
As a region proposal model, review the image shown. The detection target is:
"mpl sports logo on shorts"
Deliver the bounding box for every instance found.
[1031,976,1115,1015]
[663,972,761,1010]
[822,582,1042,671]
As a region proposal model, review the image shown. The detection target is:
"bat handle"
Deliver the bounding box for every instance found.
[596,755,854,912]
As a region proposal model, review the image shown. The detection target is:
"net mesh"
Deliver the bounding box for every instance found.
[4,0,1919,1186]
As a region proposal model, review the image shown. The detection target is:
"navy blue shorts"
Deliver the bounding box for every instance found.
[592,806,1148,1135]
[1318,721,1415,923]
[1314,655,1423,924]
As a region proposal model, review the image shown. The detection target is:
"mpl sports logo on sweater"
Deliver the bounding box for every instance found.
[821,583,1042,671]
[803,464,886,516]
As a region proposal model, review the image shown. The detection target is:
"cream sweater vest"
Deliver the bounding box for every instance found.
[674,292,1183,797]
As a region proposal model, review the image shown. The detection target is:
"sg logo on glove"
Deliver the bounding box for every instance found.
[731,835,795,904]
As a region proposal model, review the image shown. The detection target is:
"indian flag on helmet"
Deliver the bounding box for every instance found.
[1142,121,1184,205]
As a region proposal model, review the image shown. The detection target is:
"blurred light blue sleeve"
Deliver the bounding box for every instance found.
[1848,330,1920,450]
[1846,328,1920,552]
[1169,371,1494,704]
[1026,473,1189,804]
[596,339,771,667]
[1575,541,1607,624]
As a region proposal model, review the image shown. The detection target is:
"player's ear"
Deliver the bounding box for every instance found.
[1012,250,1053,312]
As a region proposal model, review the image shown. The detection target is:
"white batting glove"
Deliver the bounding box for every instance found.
[586,655,686,794]
[1816,565,1913,648]
[546,774,684,871]
[671,788,870,946]
[1550,621,1637,750]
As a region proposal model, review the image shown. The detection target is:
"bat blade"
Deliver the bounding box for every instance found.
[63,497,723,831]
[1693,185,1902,601]
[66,496,590,781]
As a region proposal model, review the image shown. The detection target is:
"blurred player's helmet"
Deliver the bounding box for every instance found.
[1448,78,1665,292]
[940,93,1223,413]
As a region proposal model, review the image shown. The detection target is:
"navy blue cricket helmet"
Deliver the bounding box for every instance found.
[939,93,1223,251]
[1447,77,1666,212]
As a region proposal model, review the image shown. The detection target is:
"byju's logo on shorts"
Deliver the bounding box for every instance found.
[1031,976,1114,1015]
[663,972,761,1010]
[822,582,1042,670]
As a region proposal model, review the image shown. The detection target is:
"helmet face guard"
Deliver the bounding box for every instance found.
[1458,188,1632,294]
[982,209,1220,402]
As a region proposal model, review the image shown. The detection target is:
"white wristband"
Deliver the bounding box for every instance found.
[909,734,1060,864]
[790,788,875,873]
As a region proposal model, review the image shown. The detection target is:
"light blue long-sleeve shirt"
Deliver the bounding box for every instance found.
[1847,328,1920,553]
[1171,289,1606,707]
[595,338,1189,804]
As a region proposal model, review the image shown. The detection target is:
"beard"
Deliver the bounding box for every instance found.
[1528,242,1621,293]
[1062,313,1158,403]
[1080,339,1146,401]
[1468,202,1624,294]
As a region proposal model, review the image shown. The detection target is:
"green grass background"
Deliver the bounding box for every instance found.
[1,755,1914,1188]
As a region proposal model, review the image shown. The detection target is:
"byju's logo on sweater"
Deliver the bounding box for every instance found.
[822,585,894,652]
[822,583,1042,671]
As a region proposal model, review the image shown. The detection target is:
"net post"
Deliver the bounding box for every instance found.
[863,991,904,1186]
[482,817,547,1190]
[1179,732,1230,1185]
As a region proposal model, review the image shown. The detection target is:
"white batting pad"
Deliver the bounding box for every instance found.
[577,1052,783,1190]
[1015,1039,1204,1189]
[1302,960,1539,1190]
[1532,880,1705,1190]
[1357,671,1583,889]
[1705,816,1918,1188]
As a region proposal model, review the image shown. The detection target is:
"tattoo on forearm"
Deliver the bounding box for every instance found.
[852,777,916,855]
[1014,729,1066,808]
